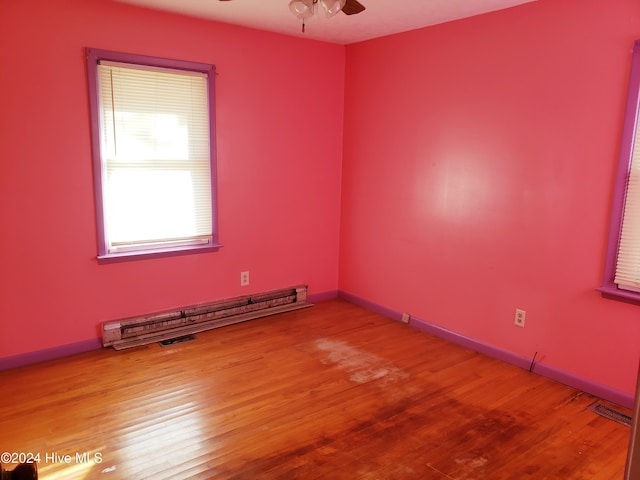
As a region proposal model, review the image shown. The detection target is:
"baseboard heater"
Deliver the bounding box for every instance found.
[102,285,311,350]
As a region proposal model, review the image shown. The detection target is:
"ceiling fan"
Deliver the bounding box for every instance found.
[218,0,366,31]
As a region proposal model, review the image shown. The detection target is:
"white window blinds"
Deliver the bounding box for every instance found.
[615,105,640,292]
[96,61,212,254]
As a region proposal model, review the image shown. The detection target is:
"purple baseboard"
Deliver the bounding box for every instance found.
[308,289,339,303]
[0,338,102,371]
[339,290,635,410]
[2,291,635,410]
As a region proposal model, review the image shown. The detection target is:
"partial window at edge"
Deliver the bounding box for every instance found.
[600,40,640,303]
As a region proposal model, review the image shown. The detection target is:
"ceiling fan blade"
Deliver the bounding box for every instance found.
[341,0,365,15]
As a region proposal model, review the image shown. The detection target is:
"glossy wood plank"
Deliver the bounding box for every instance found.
[0,299,631,479]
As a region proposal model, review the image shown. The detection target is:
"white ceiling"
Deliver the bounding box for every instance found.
[115,0,537,45]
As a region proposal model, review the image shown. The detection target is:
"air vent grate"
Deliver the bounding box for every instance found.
[160,335,196,347]
[588,402,632,427]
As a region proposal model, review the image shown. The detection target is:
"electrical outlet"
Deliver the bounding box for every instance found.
[401,312,410,324]
[514,309,526,327]
[240,271,249,286]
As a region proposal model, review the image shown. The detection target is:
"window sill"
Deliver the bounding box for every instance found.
[597,284,640,306]
[97,243,223,264]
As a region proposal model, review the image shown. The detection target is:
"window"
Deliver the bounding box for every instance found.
[86,48,220,263]
[600,40,640,303]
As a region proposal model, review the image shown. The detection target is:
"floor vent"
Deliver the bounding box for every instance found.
[588,402,632,427]
[159,334,196,347]
[102,285,311,350]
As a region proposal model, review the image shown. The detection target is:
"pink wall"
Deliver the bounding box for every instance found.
[0,0,344,359]
[340,0,640,395]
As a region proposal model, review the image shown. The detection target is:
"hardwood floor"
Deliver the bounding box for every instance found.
[0,299,632,479]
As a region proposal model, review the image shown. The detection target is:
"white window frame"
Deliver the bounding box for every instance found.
[86,48,221,263]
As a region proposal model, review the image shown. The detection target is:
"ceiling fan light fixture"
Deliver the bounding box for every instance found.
[320,0,346,17]
[288,0,314,19]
